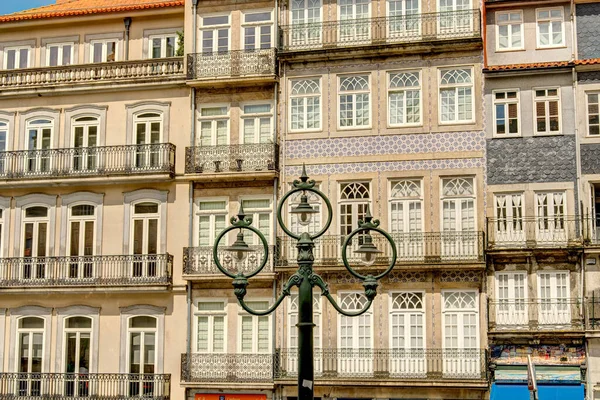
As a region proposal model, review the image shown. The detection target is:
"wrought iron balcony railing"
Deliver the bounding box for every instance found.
[185,143,279,174]
[486,216,582,249]
[276,231,484,267]
[0,57,184,90]
[279,10,481,52]
[275,348,487,381]
[585,294,600,330]
[0,143,175,181]
[488,299,583,331]
[183,246,275,276]
[187,48,277,80]
[0,254,173,288]
[181,353,274,383]
[0,372,170,399]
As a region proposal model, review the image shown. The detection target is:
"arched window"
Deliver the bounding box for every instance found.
[338,292,372,374]
[133,113,162,169]
[17,316,45,396]
[131,202,160,277]
[22,206,49,280]
[64,316,92,378]
[26,119,53,174]
[127,316,157,395]
[72,116,99,171]
[68,204,96,279]
[339,182,371,237]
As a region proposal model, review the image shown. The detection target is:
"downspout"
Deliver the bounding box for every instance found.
[123,17,132,61]
[481,2,487,68]
[191,0,199,147]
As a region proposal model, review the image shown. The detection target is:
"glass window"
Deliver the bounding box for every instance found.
[339,75,370,128]
[72,116,99,172]
[390,292,424,353]
[201,15,230,53]
[195,301,226,353]
[90,39,117,63]
[196,199,227,247]
[243,11,273,50]
[241,198,272,244]
[17,316,45,394]
[4,46,31,69]
[131,201,160,277]
[496,11,523,50]
[239,301,271,353]
[441,177,475,232]
[339,182,371,238]
[127,316,157,396]
[537,7,564,47]
[290,0,322,46]
[290,78,321,132]
[47,43,73,67]
[439,68,473,123]
[149,34,178,58]
[338,292,372,376]
[64,316,91,381]
[588,93,600,136]
[493,90,519,136]
[534,88,560,134]
[133,113,162,169]
[442,291,478,350]
[388,71,421,126]
[198,106,229,146]
[494,193,524,245]
[241,103,273,143]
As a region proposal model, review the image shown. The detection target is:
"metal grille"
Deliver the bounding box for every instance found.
[187,48,277,80]
[184,143,279,174]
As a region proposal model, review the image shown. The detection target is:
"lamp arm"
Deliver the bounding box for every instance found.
[236,273,303,316]
[308,271,376,317]
[323,292,374,317]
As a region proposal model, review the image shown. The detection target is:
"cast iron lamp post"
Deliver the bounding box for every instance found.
[212,166,397,400]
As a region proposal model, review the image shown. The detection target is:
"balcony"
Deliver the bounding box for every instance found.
[181,353,274,384]
[276,232,484,268]
[486,216,583,250]
[585,295,600,330]
[183,246,275,279]
[488,299,583,333]
[186,48,277,87]
[184,144,279,178]
[0,57,185,96]
[0,144,175,184]
[0,373,170,399]
[0,254,173,290]
[279,10,481,58]
[275,348,487,382]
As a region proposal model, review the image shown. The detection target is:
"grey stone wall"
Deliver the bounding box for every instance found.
[487,135,577,184]
[581,144,600,174]
[577,3,600,60]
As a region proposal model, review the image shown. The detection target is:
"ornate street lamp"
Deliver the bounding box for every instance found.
[212,166,397,400]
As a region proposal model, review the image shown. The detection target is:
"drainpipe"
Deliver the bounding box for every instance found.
[191,0,199,147]
[123,17,132,61]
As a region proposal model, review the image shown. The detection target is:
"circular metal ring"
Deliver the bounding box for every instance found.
[277,186,333,241]
[212,224,270,279]
[341,226,397,280]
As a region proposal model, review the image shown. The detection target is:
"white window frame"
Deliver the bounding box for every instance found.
[3,45,32,69]
[55,305,100,374]
[194,299,227,353]
[61,315,93,374]
[534,87,561,135]
[198,104,230,146]
[200,14,231,53]
[0,196,8,258]
[338,0,372,42]
[237,299,272,353]
[118,305,165,374]
[241,10,274,50]
[337,291,373,350]
[66,202,97,259]
[89,39,119,63]
[15,317,46,375]
[194,197,229,247]
[240,196,273,245]
[388,179,423,233]
[289,77,322,133]
[440,177,476,232]
[123,189,168,255]
[536,7,565,48]
[240,101,274,144]
[129,200,161,259]
[587,92,600,136]
[387,70,422,127]
[441,290,479,349]
[338,181,372,237]
[495,10,524,51]
[386,0,421,38]
[438,67,474,124]
[493,192,524,245]
[8,306,52,374]
[125,315,158,374]
[21,204,50,262]
[492,89,520,137]
[389,291,426,351]
[338,74,371,130]
[537,270,569,300]
[45,42,74,67]
[148,34,178,59]
[290,0,323,47]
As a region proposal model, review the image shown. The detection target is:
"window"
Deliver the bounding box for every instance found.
[388,71,421,126]
[537,271,570,325]
[0,120,7,173]
[17,317,45,396]
[442,291,478,349]
[196,199,228,246]
[496,11,523,50]
[587,93,600,136]
[198,106,229,146]
[46,43,73,66]
[536,7,564,48]
[338,292,372,374]
[149,34,177,58]
[339,182,371,238]
[387,0,420,38]
[22,206,49,280]
[290,78,321,132]
[339,0,371,42]
[389,180,422,233]
[0,207,4,257]
[241,103,273,143]
[131,202,159,277]
[90,39,117,62]
[67,204,96,279]
[288,294,322,373]
[339,75,370,128]
[134,113,162,169]
[127,316,157,396]
[289,186,322,235]
[195,301,226,353]
[241,198,272,244]
[63,316,92,391]
[26,119,53,174]
[439,68,473,123]
[438,0,472,33]
[494,193,524,245]
[534,88,560,134]
[72,116,98,171]
[290,0,322,46]
[201,15,230,53]
[495,272,527,326]
[535,192,566,244]
[390,291,425,375]
[239,300,271,353]
[243,11,273,50]
[4,46,31,69]
[441,178,476,259]
[493,90,519,136]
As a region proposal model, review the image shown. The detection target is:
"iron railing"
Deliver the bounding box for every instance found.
[0,143,175,180]
[187,48,277,80]
[183,246,275,276]
[279,10,481,52]
[0,373,170,399]
[181,353,274,383]
[276,231,484,267]
[275,348,487,380]
[185,143,279,174]
[586,293,600,329]
[486,216,582,249]
[488,299,583,331]
[0,254,173,288]
[0,57,184,89]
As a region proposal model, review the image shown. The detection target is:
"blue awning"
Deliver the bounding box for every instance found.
[490,383,584,400]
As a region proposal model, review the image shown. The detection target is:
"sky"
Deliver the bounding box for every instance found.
[0,0,55,15]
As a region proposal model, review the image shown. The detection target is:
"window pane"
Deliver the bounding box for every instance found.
[130,316,157,328]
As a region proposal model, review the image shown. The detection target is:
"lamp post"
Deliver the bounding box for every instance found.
[212,166,397,400]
